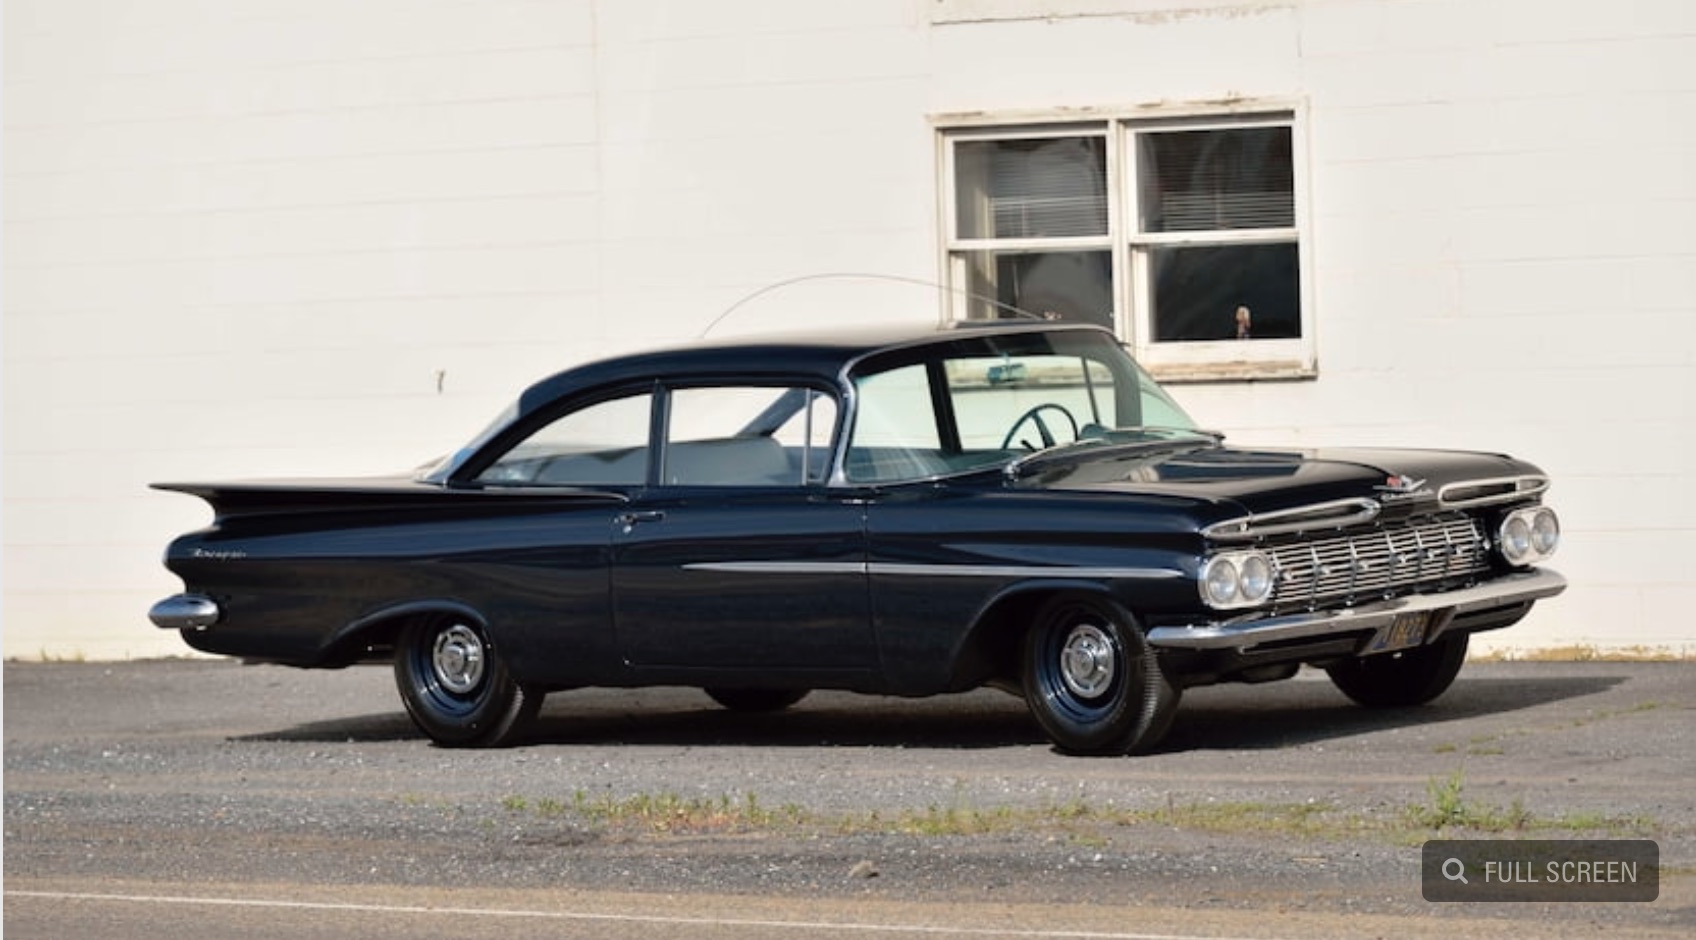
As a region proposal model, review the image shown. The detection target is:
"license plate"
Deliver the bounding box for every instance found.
[1366,611,1431,654]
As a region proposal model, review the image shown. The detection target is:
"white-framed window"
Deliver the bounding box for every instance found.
[941,110,1313,381]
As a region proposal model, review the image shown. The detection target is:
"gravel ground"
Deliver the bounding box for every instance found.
[5,659,1694,937]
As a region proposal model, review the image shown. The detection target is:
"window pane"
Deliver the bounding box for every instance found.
[1138,126,1293,232]
[850,366,938,450]
[946,355,1119,449]
[955,249,1113,327]
[669,386,786,442]
[477,391,651,485]
[955,136,1108,239]
[771,390,837,484]
[846,364,942,482]
[664,386,833,486]
[1149,242,1300,342]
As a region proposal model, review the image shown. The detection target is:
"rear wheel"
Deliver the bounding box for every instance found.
[394,616,541,747]
[704,688,810,712]
[1325,632,1469,707]
[1022,594,1178,755]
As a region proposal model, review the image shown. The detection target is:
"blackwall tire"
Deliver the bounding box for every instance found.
[703,688,810,712]
[1325,632,1469,708]
[1021,594,1179,755]
[394,616,542,747]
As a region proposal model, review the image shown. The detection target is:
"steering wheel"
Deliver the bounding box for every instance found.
[1000,403,1080,451]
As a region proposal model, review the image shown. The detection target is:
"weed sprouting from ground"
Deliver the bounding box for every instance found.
[1401,769,1654,837]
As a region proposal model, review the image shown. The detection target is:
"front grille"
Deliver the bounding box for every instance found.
[1267,513,1489,609]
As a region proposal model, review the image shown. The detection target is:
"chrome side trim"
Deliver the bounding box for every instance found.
[683,562,866,575]
[1146,568,1566,651]
[871,562,1183,580]
[148,594,222,630]
[1202,498,1382,542]
[1438,475,1550,509]
[681,561,1183,580]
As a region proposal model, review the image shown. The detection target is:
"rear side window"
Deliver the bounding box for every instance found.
[476,391,653,486]
[663,385,837,487]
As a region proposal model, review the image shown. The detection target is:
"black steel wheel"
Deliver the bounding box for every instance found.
[394,616,541,747]
[1021,594,1178,755]
[704,688,810,712]
[1325,632,1469,708]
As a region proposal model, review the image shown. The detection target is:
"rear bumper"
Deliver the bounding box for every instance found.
[1146,568,1566,651]
[148,594,222,630]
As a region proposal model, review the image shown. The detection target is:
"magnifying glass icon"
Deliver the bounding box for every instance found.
[1442,858,1469,884]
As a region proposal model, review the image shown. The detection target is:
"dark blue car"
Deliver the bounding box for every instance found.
[151,322,1565,753]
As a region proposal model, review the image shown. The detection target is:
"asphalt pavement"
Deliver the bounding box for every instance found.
[5,659,1693,938]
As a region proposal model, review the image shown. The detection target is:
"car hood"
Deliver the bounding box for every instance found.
[1024,444,1543,519]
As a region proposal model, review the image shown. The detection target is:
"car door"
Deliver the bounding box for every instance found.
[457,386,654,682]
[610,384,876,675]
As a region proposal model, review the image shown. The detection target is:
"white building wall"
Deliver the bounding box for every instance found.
[4,0,1692,659]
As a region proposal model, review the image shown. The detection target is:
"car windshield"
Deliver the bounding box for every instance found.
[845,328,1206,484]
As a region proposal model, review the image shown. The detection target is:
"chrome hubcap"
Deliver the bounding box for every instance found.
[431,624,486,695]
[1059,623,1116,698]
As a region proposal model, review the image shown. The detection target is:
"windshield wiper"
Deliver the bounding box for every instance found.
[1003,427,1224,482]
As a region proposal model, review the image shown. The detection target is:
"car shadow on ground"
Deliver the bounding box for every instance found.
[1155,674,1628,753]
[238,672,1628,753]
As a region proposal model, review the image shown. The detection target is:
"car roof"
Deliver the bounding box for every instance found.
[515,320,1110,413]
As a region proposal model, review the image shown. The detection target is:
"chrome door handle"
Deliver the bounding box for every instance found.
[617,510,666,532]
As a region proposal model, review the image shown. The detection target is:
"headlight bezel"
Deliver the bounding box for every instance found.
[1497,505,1560,567]
[1199,549,1278,610]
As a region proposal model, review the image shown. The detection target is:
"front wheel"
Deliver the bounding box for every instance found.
[1325,632,1469,708]
[394,616,542,747]
[1022,594,1179,755]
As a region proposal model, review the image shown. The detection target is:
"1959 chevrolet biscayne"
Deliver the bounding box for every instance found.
[151,320,1564,754]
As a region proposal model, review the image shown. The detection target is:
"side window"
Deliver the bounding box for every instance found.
[475,391,653,486]
[663,386,837,487]
[846,364,944,483]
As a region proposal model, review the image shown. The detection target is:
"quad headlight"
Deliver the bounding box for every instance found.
[1497,505,1560,566]
[1200,550,1276,610]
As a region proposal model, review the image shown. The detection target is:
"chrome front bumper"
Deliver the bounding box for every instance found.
[148,594,222,630]
[1145,568,1566,651]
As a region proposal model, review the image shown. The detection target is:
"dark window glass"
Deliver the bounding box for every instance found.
[1138,127,1293,233]
[1149,242,1300,342]
[956,249,1113,327]
[955,136,1108,239]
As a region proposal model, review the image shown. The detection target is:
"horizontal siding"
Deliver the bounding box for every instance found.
[7,0,1694,658]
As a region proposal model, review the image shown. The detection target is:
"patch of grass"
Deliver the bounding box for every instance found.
[395,793,458,812]
[889,802,1018,836]
[838,796,1094,838]
[1130,798,1340,836]
[1401,769,1655,837]
[490,776,1661,847]
[515,790,810,834]
[1404,769,1530,831]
